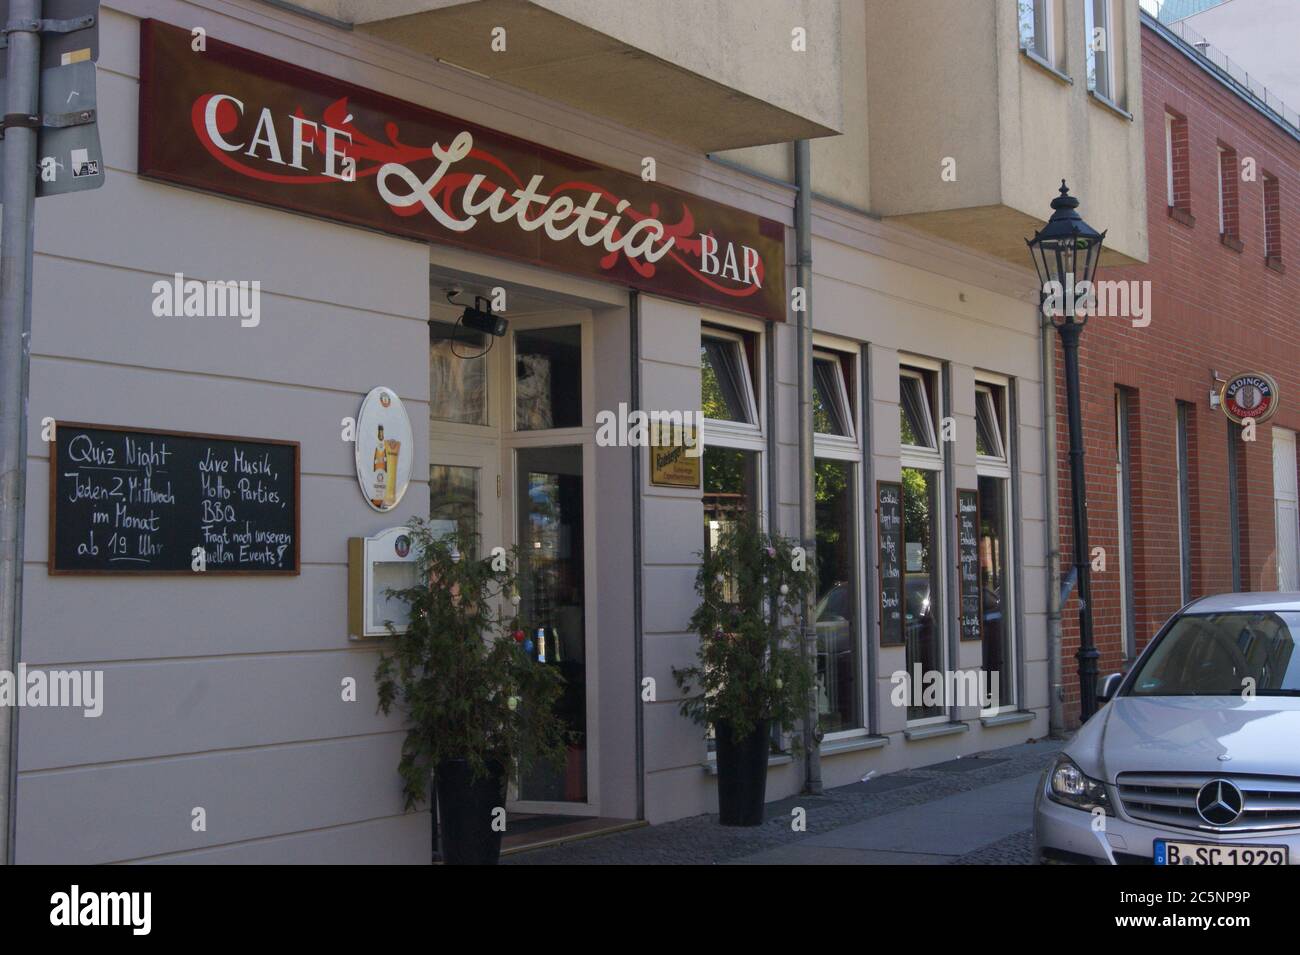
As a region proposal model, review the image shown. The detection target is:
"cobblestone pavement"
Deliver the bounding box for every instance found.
[505,738,1061,865]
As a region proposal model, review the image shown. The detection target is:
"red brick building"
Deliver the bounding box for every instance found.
[1056,12,1300,722]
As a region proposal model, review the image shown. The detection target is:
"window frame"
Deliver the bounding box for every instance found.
[974,375,1016,714]
[701,324,763,447]
[1085,0,1114,103]
[899,367,940,456]
[1020,0,1055,67]
[1165,113,1176,208]
[975,383,1008,466]
[899,356,948,727]
[812,338,866,741]
[812,348,858,447]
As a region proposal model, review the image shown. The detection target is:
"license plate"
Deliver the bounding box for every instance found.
[1155,840,1289,865]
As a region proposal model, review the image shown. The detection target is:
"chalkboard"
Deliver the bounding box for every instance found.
[957,488,982,641]
[50,422,300,575]
[877,481,904,646]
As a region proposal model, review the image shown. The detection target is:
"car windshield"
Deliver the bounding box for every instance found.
[1128,611,1300,697]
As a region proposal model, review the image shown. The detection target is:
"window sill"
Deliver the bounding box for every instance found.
[1168,205,1196,228]
[701,753,793,776]
[903,721,969,742]
[1220,233,1245,253]
[1020,48,1072,86]
[1266,256,1286,275]
[821,734,890,758]
[1087,90,1132,121]
[979,710,1036,728]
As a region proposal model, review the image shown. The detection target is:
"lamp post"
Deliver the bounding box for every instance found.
[1027,181,1107,722]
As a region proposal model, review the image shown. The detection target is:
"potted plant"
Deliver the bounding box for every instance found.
[375,519,566,865]
[674,519,815,826]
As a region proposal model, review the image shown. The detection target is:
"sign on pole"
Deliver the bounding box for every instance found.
[0,0,102,197]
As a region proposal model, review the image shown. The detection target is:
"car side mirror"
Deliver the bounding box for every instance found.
[1097,672,1124,704]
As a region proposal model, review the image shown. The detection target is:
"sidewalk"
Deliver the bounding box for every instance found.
[504,738,1062,865]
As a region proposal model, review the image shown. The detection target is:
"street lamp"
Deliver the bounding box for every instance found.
[1027,181,1107,722]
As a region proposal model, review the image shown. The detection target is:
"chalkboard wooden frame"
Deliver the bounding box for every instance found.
[956,486,982,642]
[876,479,904,647]
[49,421,302,576]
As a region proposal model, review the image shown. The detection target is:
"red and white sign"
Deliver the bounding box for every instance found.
[1220,372,1280,425]
[137,20,787,322]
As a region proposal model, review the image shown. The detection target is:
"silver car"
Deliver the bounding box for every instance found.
[1035,593,1300,865]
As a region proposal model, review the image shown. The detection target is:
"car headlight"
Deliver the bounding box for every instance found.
[1047,756,1114,815]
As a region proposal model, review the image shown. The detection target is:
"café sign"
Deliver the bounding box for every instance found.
[137,20,786,322]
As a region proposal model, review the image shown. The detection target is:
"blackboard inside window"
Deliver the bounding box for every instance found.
[957,487,981,641]
[877,480,903,646]
[50,422,300,575]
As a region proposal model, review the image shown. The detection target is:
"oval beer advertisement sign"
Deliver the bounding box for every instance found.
[1220,372,1280,425]
[355,387,414,512]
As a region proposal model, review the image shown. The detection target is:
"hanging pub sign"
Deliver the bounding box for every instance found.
[136,20,787,323]
[355,387,414,512]
[1219,372,1279,425]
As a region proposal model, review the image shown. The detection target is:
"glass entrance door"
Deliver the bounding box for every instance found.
[514,445,587,802]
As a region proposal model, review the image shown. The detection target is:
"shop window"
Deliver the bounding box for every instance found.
[1116,389,1137,657]
[515,325,582,431]
[815,457,859,732]
[701,331,759,425]
[902,466,942,720]
[703,447,760,559]
[900,369,937,451]
[813,353,854,439]
[429,464,480,557]
[975,380,1014,710]
[430,320,488,425]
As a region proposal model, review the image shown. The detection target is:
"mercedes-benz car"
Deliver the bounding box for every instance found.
[1034,593,1300,865]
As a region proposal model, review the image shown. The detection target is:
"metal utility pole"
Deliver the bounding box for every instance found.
[0,0,42,866]
[794,139,821,794]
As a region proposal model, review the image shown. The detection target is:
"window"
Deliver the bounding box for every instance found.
[813,353,854,439]
[1218,146,1242,242]
[975,385,1005,460]
[1175,402,1193,604]
[700,324,764,553]
[430,320,488,425]
[900,369,938,450]
[813,347,862,735]
[1019,0,1054,65]
[515,325,582,430]
[975,380,1014,709]
[1227,419,1243,591]
[1165,111,1192,219]
[429,464,480,556]
[701,331,759,425]
[1085,0,1114,102]
[1115,389,1136,658]
[1264,173,1282,266]
[899,363,945,722]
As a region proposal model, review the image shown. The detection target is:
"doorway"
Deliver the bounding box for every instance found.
[1273,428,1299,591]
[428,289,600,818]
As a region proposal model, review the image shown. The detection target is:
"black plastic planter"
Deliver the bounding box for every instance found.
[436,758,506,865]
[714,719,770,826]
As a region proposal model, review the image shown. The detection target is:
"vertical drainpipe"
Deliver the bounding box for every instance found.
[1041,305,1065,739]
[795,140,822,793]
[630,291,646,819]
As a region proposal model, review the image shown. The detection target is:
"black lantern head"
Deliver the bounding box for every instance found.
[1026,180,1106,326]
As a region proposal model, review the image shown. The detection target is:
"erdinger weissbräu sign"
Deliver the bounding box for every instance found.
[1219,372,1280,425]
[137,20,786,322]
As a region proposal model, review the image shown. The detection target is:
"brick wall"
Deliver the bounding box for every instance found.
[1055,23,1300,724]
